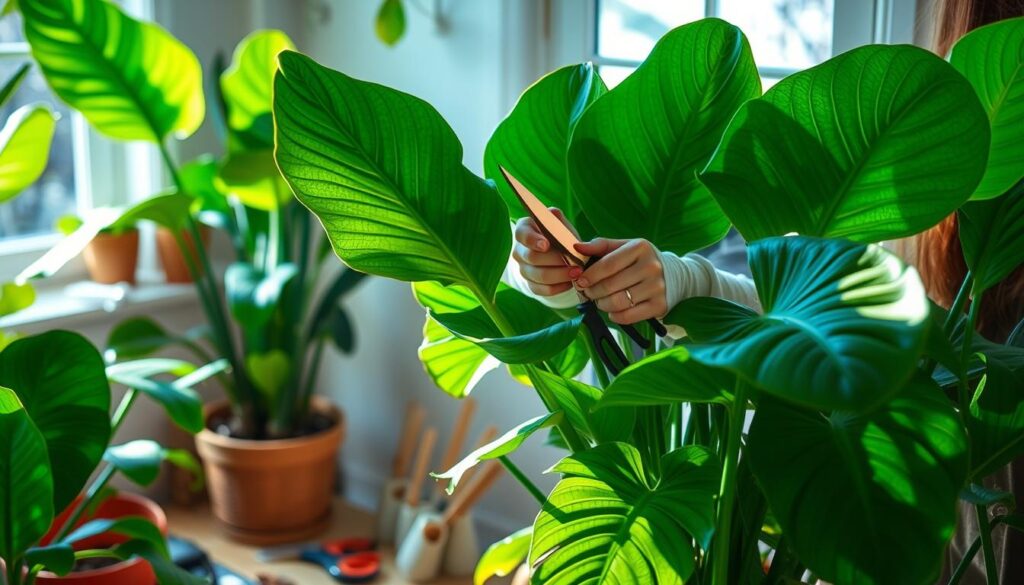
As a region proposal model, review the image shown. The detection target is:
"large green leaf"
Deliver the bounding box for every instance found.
[432,412,561,494]
[419,316,499,399]
[534,369,634,444]
[274,50,510,298]
[598,345,734,408]
[21,0,204,142]
[949,17,1024,200]
[748,377,968,585]
[667,236,929,412]
[530,443,719,585]
[221,29,295,142]
[0,103,57,202]
[414,281,581,365]
[967,354,1024,478]
[567,19,758,255]
[0,331,110,514]
[700,44,989,243]
[958,179,1024,295]
[484,64,606,235]
[475,527,531,585]
[0,386,53,564]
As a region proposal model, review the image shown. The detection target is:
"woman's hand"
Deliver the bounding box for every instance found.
[513,208,582,296]
[574,238,668,325]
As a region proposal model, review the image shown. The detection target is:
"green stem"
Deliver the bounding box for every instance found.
[948,536,983,585]
[976,503,999,585]
[7,557,21,585]
[498,455,546,506]
[711,379,748,585]
[956,299,981,424]
[110,388,137,434]
[53,465,115,542]
[297,337,326,427]
[944,271,974,336]
[266,206,280,272]
[581,331,611,389]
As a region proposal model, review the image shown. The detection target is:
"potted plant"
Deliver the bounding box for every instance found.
[0,328,222,585]
[56,214,139,285]
[11,0,365,542]
[273,14,1024,585]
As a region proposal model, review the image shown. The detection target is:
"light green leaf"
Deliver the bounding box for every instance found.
[949,17,1024,200]
[701,44,989,243]
[0,281,35,316]
[0,386,53,564]
[484,64,606,236]
[568,19,758,254]
[598,345,734,408]
[667,236,929,412]
[274,50,511,298]
[958,179,1024,295]
[375,0,405,46]
[530,443,719,584]
[0,331,110,514]
[534,369,634,444]
[967,354,1024,478]
[0,103,57,202]
[221,29,295,140]
[748,377,968,585]
[475,527,531,585]
[21,0,204,142]
[215,149,290,210]
[104,439,202,489]
[25,543,74,576]
[246,350,291,403]
[419,316,499,399]
[433,412,561,494]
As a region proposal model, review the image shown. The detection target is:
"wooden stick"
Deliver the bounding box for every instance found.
[406,427,437,508]
[393,402,426,478]
[435,398,477,494]
[455,425,498,491]
[443,460,503,526]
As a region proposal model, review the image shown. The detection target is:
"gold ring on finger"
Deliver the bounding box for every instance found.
[624,288,635,308]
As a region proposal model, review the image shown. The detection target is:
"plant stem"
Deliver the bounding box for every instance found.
[498,455,546,506]
[944,271,974,336]
[53,465,115,542]
[7,557,21,585]
[956,299,981,423]
[976,503,999,585]
[948,536,983,585]
[711,379,748,585]
[297,337,326,425]
[110,388,137,434]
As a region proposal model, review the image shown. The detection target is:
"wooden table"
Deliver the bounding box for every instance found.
[167,500,472,585]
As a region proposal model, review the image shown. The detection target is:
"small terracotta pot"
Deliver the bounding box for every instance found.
[195,397,345,544]
[36,492,166,585]
[82,230,139,285]
[156,227,211,284]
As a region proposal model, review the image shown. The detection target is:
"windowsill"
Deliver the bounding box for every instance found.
[0,278,199,331]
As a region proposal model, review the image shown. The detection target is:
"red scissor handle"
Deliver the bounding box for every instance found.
[337,551,380,581]
[322,537,375,556]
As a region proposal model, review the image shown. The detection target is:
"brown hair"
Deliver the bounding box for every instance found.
[916,0,1024,342]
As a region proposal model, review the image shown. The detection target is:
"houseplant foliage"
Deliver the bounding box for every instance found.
[276,12,1024,585]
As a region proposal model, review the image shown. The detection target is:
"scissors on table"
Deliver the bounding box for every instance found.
[499,167,668,375]
[257,537,380,583]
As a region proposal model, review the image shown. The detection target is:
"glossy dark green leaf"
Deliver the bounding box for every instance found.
[106,359,228,434]
[25,543,74,576]
[0,331,110,513]
[375,0,405,46]
[21,0,204,142]
[949,17,1024,200]
[433,412,561,494]
[307,268,368,341]
[274,51,510,298]
[0,62,30,110]
[567,19,758,255]
[748,377,968,585]
[534,369,634,443]
[598,345,734,408]
[225,262,298,327]
[530,443,719,584]
[106,317,178,360]
[0,103,57,202]
[0,386,53,564]
[474,527,531,585]
[484,64,606,235]
[701,44,989,242]
[668,236,929,412]
[967,354,1024,478]
[245,350,290,403]
[328,306,355,353]
[958,179,1024,295]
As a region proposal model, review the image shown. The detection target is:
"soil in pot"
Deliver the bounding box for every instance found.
[156,226,210,284]
[195,397,345,545]
[82,230,139,285]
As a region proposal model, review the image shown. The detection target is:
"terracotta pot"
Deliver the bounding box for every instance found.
[156,226,211,284]
[82,230,139,285]
[36,492,166,585]
[195,397,345,544]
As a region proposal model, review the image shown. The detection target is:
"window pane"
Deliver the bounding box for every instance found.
[596,0,705,62]
[718,0,833,70]
[0,60,79,241]
[0,12,25,43]
[597,65,634,89]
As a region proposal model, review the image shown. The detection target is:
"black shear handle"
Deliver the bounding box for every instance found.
[579,257,668,341]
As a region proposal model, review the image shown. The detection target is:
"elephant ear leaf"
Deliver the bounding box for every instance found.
[958,179,1024,296]
[221,29,295,145]
[949,17,1024,200]
[0,386,54,565]
[530,443,719,584]
[0,103,57,203]
[274,51,511,299]
[668,236,929,412]
[21,0,204,142]
[484,63,606,237]
[0,331,110,514]
[701,44,989,242]
[567,18,759,255]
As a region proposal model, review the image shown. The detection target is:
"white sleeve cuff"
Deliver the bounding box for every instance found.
[659,251,762,339]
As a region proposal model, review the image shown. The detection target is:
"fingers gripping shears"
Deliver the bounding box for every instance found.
[498,167,668,375]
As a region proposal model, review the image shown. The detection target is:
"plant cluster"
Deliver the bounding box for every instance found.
[272,16,1024,585]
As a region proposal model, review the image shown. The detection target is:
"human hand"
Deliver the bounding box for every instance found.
[574,238,667,324]
[512,208,582,296]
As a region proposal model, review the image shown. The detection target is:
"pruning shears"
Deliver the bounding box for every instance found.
[499,166,667,375]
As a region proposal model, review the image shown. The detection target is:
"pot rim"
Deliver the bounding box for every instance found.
[195,396,344,451]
